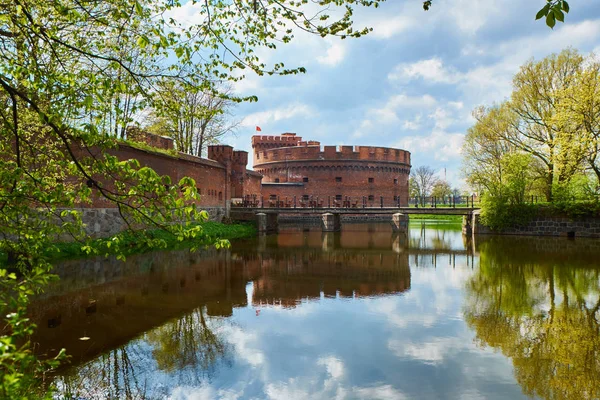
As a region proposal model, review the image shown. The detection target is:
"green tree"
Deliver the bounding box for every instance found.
[431,180,452,203]
[0,0,382,396]
[463,49,600,202]
[146,82,239,157]
[410,166,438,206]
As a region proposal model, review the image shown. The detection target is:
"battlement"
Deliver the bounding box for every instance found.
[232,150,248,165]
[207,145,234,161]
[252,134,303,146]
[255,144,411,165]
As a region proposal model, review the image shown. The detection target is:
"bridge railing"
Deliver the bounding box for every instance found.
[232,195,482,209]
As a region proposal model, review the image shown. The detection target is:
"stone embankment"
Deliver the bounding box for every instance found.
[469,210,600,238]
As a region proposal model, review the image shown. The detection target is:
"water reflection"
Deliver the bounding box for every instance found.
[27,223,600,399]
[465,236,600,400]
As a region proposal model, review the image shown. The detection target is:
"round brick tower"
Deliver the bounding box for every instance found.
[252,134,411,207]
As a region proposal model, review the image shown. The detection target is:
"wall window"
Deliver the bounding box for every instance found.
[393,195,398,201]
[335,194,342,201]
[303,177,309,182]
[270,194,277,200]
[394,178,398,185]
[335,177,342,182]
[302,195,309,201]
[368,195,374,201]
[368,177,374,183]
[274,178,280,183]
[218,192,223,200]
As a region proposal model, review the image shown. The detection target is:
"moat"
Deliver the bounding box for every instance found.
[30,222,600,399]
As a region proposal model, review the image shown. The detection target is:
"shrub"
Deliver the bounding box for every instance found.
[479,194,537,230]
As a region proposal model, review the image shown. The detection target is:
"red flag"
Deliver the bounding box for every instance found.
[256,126,262,132]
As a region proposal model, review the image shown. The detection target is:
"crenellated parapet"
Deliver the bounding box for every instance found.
[254,143,411,167]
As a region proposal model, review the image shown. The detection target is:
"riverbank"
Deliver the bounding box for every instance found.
[408,214,462,222]
[0,222,256,264]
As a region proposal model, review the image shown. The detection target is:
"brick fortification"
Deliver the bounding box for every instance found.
[252,133,411,207]
[85,130,262,223]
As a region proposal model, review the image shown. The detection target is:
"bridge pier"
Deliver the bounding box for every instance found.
[462,213,473,235]
[257,212,278,233]
[321,231,340,251]
[391,213,409,233]
[392,232,408,254]
[321,213,341,232]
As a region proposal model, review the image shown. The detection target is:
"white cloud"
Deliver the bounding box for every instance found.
[368,15,415,39]
[388,58,460,84]
[352,384,407,400]
[316,40,347,66]
[317,356,345,379]
[396,130,464,162]
[241,103,315,128]
[352,94,437,138]
[403,114,422,130]
[388,338,466,365]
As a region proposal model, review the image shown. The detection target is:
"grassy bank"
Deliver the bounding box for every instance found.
[1,221,256,264]
[408,214,463,222]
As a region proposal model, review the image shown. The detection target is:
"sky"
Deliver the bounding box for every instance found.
[180,0,600,188]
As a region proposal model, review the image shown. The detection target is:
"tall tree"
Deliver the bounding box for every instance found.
[411,166,438,206]
[147,82,239,157]
[463,49,599,201]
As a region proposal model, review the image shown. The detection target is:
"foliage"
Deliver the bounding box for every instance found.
[463,49,600,202]
[431,180,452,202]
[410,166,438,205]
[465,238,600,399]
[26,222,255,263]
[146,82,239,157]
[479,194,537,230]
[0,0,381,396]
[423,0,571,28]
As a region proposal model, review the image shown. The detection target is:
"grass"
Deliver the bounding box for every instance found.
[408,214,463,222]
[0,221,256,264]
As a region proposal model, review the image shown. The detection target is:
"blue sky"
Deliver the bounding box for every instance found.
[178,0,600,188]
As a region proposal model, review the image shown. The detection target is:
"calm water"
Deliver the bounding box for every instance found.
[29,222,600,399]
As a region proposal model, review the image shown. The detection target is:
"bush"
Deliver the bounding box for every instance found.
[479,194,537,230]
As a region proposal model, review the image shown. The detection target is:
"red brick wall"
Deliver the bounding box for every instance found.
[126,127,174,150]
[87,145,229,208]
[254,140,411,207]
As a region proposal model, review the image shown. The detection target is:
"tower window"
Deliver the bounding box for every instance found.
[303,177,309,182]
[368,177,374,183]
[394,179,398,185]
[335,177,342,182]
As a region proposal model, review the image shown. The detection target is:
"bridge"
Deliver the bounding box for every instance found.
[230,206,480,234]
[232,207,477,215]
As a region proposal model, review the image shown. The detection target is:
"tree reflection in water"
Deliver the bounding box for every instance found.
[464,236,600,400]
[55,305,230,399]
[146,306,230,376]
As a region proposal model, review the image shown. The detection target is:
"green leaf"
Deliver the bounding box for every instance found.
[535,5,549,20]
[134,1,143,15]
[546,12,556,28]
[562,0,570,12]
[553,8,564,22]
[137,35,149,49]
